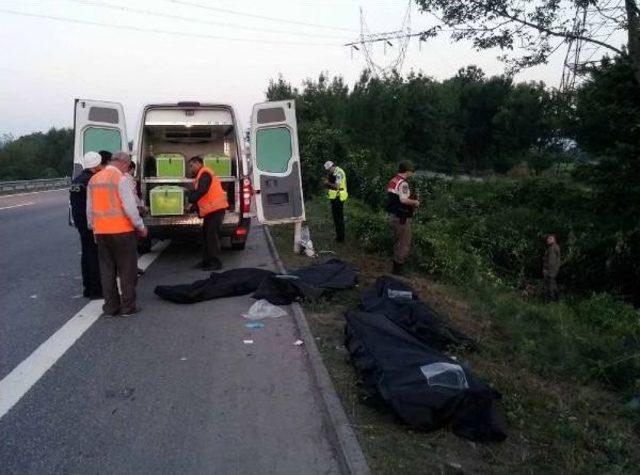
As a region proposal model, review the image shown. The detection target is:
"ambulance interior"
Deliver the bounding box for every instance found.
[139,107,240,216]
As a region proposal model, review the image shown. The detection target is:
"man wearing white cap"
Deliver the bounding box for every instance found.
[323,160,348,243]
[70,151,103,299]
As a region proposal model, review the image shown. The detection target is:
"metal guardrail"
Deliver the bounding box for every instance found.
[0,177,71,195]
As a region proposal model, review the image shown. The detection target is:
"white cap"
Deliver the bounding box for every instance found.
[323,161,334,170]
[82,151,101,169]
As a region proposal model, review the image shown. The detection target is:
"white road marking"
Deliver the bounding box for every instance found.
[0,202,35,211]
[0,188,67,198]
[0,240,170,419]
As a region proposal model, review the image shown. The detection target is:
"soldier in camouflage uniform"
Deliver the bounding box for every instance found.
[543,234,561,301]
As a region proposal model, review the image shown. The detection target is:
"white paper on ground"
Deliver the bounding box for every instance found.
[242,300,288,320]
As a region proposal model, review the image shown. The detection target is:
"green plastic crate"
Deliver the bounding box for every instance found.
[203,154,232,177]
[156,153,185,178]
[150,185,185,216]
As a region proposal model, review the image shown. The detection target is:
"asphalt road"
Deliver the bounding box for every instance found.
[0,190,341,474]
[0,190,87,379]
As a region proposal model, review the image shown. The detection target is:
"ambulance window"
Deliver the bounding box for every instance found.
[88,107,119,124]
[257,107,285,124]
[83,127,122,154]
[256,127,291,173]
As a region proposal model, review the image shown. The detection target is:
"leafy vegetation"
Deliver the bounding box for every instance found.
[267,55,640,300]
[265,55,640,395]
[267,66,578,187]
[344,190,640,395]
[414,0,640,86]
[270,201,640,474]
[0,128,73,180]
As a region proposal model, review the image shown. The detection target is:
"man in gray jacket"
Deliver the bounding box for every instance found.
[87,152,147,317]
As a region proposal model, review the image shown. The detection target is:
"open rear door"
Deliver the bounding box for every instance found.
[250,100,305,225]
[73,99,127,178]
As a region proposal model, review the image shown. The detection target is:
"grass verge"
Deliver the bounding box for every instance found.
[269,198,640,474]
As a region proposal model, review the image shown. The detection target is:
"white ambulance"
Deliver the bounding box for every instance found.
[72,99,305,252]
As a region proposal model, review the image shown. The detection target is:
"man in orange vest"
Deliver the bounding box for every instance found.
[187,156,229,271]
[87,151,148,317]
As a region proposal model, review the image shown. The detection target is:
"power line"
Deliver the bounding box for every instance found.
[582,29,618,63]
[65,0,351,40]
[350,1,414,76]
[158,0,357,33]
[0,7,340,46]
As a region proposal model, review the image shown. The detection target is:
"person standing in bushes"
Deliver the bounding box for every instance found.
[543,234,561,301]
[323,161,348,243]
[387,160,420,275]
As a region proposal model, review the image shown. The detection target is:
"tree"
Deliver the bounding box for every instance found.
[414,0,640,86]
[573,55,640,157]
[266,75,299,101]
[446,67,514,173]
[0,133,14,146]
[0,128,73,180]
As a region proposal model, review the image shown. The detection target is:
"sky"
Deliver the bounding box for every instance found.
[0,0,619,139]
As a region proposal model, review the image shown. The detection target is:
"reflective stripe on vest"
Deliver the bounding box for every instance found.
[195,167,229,218]
[387,174,405,194]
[88,167,135,234]
[327,166,348,202]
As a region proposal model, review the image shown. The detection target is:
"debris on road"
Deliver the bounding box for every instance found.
[30,294,37,299]
[242,300,287,320]
[105,387,135,400]
[245,322,266,329]
[243,339,254,345]
[294,339,304,346]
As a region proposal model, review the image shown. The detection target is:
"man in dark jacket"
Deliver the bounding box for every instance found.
[543,234,561,301]
[70,151,103,298]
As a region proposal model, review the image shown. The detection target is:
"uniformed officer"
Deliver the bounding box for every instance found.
[543,234,561,301]
[70,151,103,298]
[323,161,348,243]
[386,160,420,275]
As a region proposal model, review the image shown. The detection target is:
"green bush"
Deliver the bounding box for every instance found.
[345,189,640,394]
[346,203,393,254]
[483,291,640,393]
[0,128,73,180]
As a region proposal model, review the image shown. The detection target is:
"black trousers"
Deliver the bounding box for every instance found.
[202,210,225,265]
[96,232,138,314]
[77,226,101,296]
[331,198,345,242]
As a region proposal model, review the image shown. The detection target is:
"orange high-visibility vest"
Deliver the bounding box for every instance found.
[195,166,228,218]
[88,167,135,234]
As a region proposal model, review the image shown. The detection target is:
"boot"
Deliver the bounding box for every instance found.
[392,261,402,275]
